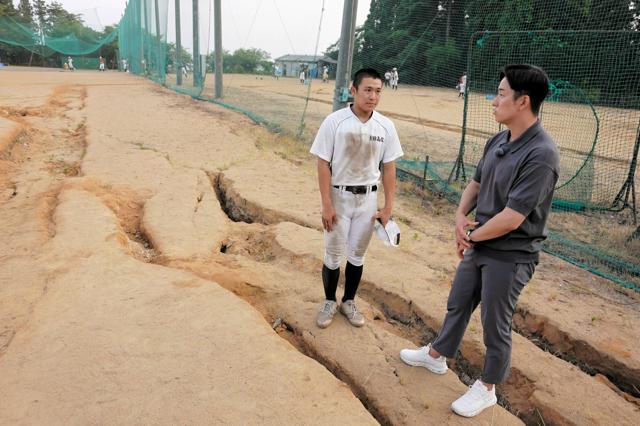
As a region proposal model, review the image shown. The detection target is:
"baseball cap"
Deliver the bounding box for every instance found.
[374,218,401,247]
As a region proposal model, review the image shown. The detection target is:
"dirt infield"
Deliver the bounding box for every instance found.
[1,67,639,424]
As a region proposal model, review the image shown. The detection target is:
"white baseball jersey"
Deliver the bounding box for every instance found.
[310,106,403,186]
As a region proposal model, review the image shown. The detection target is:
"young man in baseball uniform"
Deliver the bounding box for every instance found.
[310,68,403,328]
[400,64,559,417]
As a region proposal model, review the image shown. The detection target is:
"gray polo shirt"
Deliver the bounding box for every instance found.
[472,121,560,262]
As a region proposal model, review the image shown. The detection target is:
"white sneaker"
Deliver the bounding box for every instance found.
[399,343,448,374]
[316,300,338,328]
[340,300,365,327]
[451,380,497,417]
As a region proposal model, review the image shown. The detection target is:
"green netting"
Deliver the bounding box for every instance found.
[119,0,170,83]
[451,30,640,291]
[119,0,209,90]
[0,15,117,58]
[59,56,99,70]
[113,1,639,291]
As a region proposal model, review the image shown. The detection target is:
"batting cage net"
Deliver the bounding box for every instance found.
[0,15,117,68]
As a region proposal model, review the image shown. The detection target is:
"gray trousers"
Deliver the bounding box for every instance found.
[432,248,536,384]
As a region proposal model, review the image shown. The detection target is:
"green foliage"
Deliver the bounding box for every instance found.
[208,48,272,75]
[0,0,16,16]
[424,41,459,83]
[351,0,639,93]
[166,42,193,68]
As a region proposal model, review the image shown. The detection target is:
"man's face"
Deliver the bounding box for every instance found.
[351,77,382,113]
[492,77,526,125]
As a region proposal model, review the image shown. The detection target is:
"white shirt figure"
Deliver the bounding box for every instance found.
[459,74,467,97]
[310,107,403,186]
[390,68,399,90]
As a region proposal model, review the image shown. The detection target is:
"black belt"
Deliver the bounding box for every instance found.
[333,185,377,194]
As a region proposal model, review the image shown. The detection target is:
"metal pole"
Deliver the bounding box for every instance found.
[175,0,182,85]
[332,0,357,111]
[142,0,150,75]
[138,0,144,74]
[192,0,200,87]
[154,0,161,78]
[345,0,358,80]
[214,0,223,98]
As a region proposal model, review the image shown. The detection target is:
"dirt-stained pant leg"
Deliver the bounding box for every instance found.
[347,191,377,266]
[324,188,377,269]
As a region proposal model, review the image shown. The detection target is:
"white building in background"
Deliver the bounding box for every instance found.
[274,54,337,79]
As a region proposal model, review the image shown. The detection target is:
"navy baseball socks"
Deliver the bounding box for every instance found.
[317,265,340,328]
[342,262,363,302]
[322,265,339,301]
[341,262,365,327]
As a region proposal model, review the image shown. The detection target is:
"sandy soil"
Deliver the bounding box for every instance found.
[1,67,639,425]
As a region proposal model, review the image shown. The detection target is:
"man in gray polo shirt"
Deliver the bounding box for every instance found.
[400,64,560,418]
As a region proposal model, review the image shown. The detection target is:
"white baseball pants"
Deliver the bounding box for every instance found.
[323,187,377,269]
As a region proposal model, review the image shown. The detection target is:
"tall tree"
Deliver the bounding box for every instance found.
[0,0,16,16]
[17,0,33,24]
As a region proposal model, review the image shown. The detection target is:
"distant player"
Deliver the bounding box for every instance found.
[384,70,391,87]
[322,66,329,83]
[310,68,403,329]
[390,67,399,90]
[67,56,75,71]
[99,56,105,72]
[299,69,305,84]
[458,72,467,98]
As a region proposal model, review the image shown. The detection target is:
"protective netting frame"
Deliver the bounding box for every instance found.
[0,15,117,61]
[119,0,169,83]
[446,30,640,292]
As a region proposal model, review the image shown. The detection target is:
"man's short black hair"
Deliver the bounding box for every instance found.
[499,64,550,115]
[353,68,383,89]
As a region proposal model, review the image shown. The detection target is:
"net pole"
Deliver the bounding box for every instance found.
[192,0,200,87]
[138,0,143,74]
[612,119,640,221]
[175,0,182,85]
[214,0,223,98]
[345,0,358,80]
[154,0,161,78]
[144,0,150,74]
[332,0,357,111]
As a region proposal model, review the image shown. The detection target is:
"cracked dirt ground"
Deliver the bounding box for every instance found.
[0,68,639,425]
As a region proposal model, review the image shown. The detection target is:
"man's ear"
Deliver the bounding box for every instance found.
[351,85,357,96]
[518,94,531,111]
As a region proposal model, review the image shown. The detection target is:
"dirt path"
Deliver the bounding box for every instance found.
[1,67,639,425]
